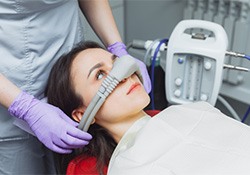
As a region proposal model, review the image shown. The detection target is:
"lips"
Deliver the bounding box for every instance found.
[127,83,141,95]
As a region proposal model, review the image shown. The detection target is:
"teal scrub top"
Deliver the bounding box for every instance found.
[0,0,85,140]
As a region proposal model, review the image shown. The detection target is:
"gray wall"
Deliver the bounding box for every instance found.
[124,0,185,43]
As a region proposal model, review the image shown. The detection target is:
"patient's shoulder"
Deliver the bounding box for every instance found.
[156,101,250,134]
[168,101,216,112]
[154,102,234,133]
[159,101,218,119]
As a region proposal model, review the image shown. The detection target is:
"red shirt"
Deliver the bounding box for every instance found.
[67,156,108,175]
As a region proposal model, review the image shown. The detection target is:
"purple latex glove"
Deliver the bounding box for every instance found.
[8,91,92,154]
[108,42,152,93]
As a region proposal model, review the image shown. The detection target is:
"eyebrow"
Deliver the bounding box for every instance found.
[87,62,103,78]
[87,55,116,78]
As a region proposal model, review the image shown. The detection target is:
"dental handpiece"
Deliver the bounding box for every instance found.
[78,55,141,131]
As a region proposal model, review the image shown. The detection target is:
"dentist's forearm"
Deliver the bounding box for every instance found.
[78,0,122,47]
[0,73,21,108]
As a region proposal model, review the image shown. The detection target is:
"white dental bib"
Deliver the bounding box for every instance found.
[108,102,250,175]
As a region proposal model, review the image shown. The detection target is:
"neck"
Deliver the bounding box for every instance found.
[108,111,147,143]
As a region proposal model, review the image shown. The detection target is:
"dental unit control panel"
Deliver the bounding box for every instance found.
[166,20,228,106]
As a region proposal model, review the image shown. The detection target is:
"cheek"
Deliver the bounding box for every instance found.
[95,88,150,123]
[128,92,150,111]
[82,83,102,105]
[97,92,124,118]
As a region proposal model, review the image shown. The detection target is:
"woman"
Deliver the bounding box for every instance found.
[46,41,250,175]
[45,40,149,174]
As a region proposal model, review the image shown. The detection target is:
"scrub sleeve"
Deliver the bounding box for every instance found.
[0,0,85,174]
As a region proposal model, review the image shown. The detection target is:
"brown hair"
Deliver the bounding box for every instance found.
[45,41,116,174]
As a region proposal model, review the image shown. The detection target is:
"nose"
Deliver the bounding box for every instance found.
[120,75,135,84]
[120,78,127,83]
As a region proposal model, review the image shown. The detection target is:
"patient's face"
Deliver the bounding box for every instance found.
[71,48,150,128]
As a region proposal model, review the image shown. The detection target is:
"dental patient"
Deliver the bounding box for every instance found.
[45,41,250,175]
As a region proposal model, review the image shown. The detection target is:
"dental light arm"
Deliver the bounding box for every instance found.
[78,55,141,132]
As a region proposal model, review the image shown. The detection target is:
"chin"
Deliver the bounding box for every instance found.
[135,95,150,111]
[143,94,150,106]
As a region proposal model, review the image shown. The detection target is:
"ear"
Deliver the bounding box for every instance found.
[72,107,96,124]
[72,107,85,122]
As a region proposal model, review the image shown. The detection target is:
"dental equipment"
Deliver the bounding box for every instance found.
[223,64,249,72]
[166,19,228,106]
[225,50,250,61]
[150,38,168,110]
[78,55,142,132]
[165,19,250,106]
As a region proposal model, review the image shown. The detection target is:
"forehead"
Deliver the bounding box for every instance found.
[72,48,112,69]
[75,47,112,63]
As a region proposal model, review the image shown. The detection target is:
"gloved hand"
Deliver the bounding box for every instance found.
[108,42,151,93]
[8,91,92,154]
